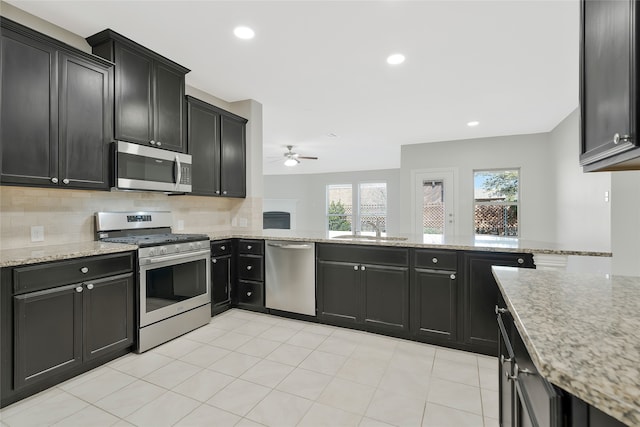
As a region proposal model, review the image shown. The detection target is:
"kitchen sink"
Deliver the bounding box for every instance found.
[332,234,409,242]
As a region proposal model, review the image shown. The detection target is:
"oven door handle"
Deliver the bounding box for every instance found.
[143,249,210,265]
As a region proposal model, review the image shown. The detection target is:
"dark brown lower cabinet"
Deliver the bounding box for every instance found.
[411,268,457,343]
[463,252,535,356]
[316,244,410,335]
[235,240,265,312]
[1,254,134,408]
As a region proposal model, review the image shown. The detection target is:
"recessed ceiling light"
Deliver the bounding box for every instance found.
[467,121,480,127]
[327,133,338,138]
[386,53,405,65]
[234,26,255,40]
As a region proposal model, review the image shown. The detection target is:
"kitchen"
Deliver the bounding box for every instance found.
[1,0,639,426]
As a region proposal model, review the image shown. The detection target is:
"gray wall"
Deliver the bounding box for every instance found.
[400,133,557,241]
[264,169,401,233]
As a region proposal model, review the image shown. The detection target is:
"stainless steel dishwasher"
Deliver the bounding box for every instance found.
[265,240,316,316]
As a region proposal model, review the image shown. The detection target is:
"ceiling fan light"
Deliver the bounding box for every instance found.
[284,158,298,167]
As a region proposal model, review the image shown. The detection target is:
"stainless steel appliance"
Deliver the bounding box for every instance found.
[96,211,210,352]
[265,240,315,316]
[115,141,193,193]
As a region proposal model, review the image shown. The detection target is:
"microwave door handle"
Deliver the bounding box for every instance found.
[175,155,182,188]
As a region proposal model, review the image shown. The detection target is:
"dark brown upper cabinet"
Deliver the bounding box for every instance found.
[580,0,640,171]
[0,19,113,190]
[186,96,247,198]
[87,29,189,153]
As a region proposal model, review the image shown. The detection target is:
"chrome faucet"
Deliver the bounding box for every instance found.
[363,219,383,237]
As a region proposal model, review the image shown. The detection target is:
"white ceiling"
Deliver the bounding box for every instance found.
[7,0,579,176]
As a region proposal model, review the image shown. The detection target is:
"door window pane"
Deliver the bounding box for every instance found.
[423,180,444,235]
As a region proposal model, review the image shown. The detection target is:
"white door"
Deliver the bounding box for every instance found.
[413,169,456,239]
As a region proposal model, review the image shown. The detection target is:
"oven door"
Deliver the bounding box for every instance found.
[139,248,210,327]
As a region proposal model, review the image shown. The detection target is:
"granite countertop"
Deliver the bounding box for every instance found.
[492,266,640,426]
[0,241,138,267]
[0,230,610,268]
[206,229,611,257]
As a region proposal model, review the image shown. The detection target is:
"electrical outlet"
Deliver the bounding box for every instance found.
[239,217,248,227]
[31,225,44,242]
[231,217,238,227]
[177,219,184,231]
[604,191,610,202]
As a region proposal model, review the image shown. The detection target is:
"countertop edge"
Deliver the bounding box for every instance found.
[492,266,638,426]
[0,242,138,268]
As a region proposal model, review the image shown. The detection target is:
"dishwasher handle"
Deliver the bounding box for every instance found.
[267,242,313,250]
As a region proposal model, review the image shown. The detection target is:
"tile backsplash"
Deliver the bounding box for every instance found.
[0,186,262,250]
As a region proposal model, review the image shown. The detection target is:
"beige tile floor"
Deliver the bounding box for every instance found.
[0,309,499,427]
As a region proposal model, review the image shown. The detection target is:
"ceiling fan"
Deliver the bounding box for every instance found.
[283,145,318,167]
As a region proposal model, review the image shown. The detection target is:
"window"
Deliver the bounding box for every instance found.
[474,169,519,237]
[327,184,353,234]
[326,182,387,236]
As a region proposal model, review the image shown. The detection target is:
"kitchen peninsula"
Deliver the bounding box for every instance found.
[493,267,637,426]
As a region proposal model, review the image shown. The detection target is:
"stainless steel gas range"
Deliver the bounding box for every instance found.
[95,211,210,352]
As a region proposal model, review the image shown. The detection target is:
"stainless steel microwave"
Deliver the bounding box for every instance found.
[115,141,192,193]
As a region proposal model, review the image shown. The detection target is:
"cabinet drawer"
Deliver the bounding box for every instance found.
[237,255,264,281]
[211,240,232,257]
[237,280,263,306]
[13,252,134,295]
[414,249,457,270]
[317,244,409,267]
[238,239,263,255]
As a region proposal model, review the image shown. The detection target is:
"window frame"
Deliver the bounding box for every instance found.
[325,181,388,236]
[472,168,520,238]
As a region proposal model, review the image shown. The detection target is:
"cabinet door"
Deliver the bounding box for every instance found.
[58,52,112,189]
[114,43,153,145]
[1,29,58,186]
[187,99,221,195]
[211,255,232,308]
[154,62,186,152]
[220,114,246,197]
[83,274,134,361]
[463,253,533,356]
[13,284,82,389]
[362,264,409,333]
[411,268,457,341]
[580,0,637,168]
[317,260,361,325]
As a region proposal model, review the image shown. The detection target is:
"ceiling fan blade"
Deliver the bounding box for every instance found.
[297,156,318,160]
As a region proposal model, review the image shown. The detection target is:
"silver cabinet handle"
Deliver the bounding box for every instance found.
[354,265,359,271]
[223,190,228,195]
[157,141,162,146]
[80,267,89,274]
[212,258,217,264]
[150,140,156,145]
[517,258,524,264]
[519,368,534,376]
[505,370,517,381]
[221,246,226,251]
[247,245,252,250]
[75,286,83,293]
[613,133,632,145]
[247,265,252,270]
[450,274,456,280]
[432,257,438,263]
[86,283,94,290]
[215,190,220,195]
[361,266,366,271]
[247,291,252,297]
[62,178,69,184]
[51,177,58,184]
[495,305,508,315]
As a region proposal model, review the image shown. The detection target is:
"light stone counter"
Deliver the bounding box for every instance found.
[0,230,610,268]
[493,266,640,426]
[206,229,611,257]
[0,241,137,268]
